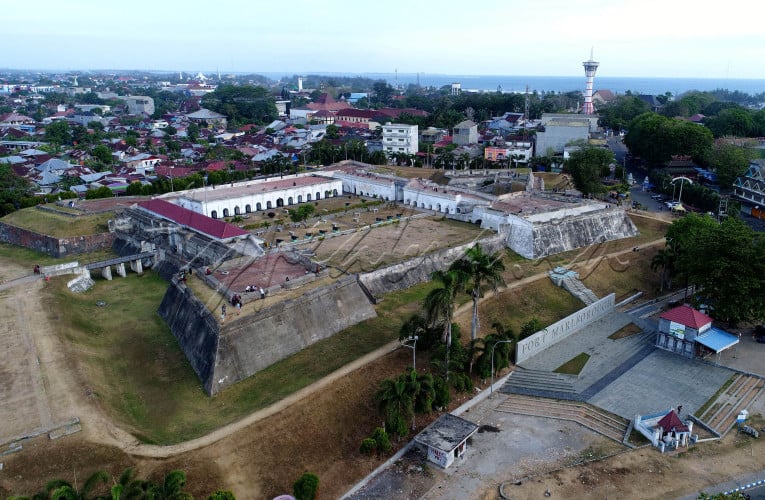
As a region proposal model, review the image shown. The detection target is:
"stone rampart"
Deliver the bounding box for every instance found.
[0,221,114,258]
[359,235,504,298]
[516,293,615,364]
[158,275,377,395]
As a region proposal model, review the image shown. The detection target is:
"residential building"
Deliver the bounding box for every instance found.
[452,120,478,146]
[535,115,593,156]
[123,96,156,116]
[734,159,765,206]
[186,108,227,130]
[382,123,418,156]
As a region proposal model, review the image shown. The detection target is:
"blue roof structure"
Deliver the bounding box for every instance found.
[695,327,739,353]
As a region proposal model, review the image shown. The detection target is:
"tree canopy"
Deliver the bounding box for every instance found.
[201,84,278,127]
[566,146,615,195]
[624,112,713,167]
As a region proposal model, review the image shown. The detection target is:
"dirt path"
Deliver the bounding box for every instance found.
[1,237,670,458]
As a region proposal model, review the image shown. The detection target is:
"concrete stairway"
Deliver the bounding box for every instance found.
[497,393,631,444]
[502,368,579,400]
[697,374,765,436]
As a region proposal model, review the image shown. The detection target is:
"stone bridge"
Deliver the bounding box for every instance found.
[84,251,157,280]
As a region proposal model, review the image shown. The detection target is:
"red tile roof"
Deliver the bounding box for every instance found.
[138,199,249,240]
[659,305,712,329]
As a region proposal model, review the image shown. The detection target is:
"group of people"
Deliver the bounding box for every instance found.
[231,294,243,315]
[244,285,266,299]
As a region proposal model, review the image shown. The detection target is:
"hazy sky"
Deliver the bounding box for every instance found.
[5,0,765,79]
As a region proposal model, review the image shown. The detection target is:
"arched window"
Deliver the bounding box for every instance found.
[234,206,240,215]
[316,192,321,200]
[288,197,293,205]
[256,202,262,211]
[266,201,272,209]
[276,198,284,207]
[298,195,303,203]
[223,208,230,217]
[245,204,251,213]
[306,193,312,201]
[211,210,218,219]
[333,189,338,196]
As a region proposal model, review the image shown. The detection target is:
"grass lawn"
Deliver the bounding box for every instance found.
[554,353,591,375]
[476,279,583,338]
[49,269,438,444]
[1,207,112,237]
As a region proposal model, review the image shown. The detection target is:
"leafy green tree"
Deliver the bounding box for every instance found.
[359,437,377,455]
[201,84,277,126]
[85,186,114,199]
[597,95,650,131]
[650,247,675,293]
[704,107,756,138]
[625,112,713,167]
[566,146,614,195]
[91,144,113,166]
[705,142,755,188]
[293,473,319,500]
[450,244,506,341]
[44,120,71,145]
[288,204,315,223]
[187,122,200,142]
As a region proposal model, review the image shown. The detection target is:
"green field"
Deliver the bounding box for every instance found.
[1,206,112,237]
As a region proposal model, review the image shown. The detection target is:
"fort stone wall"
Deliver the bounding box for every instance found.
[0,221,114,258]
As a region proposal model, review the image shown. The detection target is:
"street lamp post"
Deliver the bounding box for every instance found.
[401,336,418,371]
[203,174,209,216]
[490,339,514,398]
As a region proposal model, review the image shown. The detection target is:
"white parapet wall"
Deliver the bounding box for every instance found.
[515,293,615,364]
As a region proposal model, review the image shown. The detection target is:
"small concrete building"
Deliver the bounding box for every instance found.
[414,413,479,469]
[452,120,478,146]
[187,108,228,130]
[535,117,591,157]
[123,96,155,116]
[655,305,739,361]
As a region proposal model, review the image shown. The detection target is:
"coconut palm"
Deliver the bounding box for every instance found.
[375,376,414,439]
[45,471,109,500]
[423,269,467,380]
[451,244,506,342]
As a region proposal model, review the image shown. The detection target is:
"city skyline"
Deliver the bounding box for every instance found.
[5,0,765,80]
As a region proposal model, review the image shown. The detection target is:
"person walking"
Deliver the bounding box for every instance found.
[221,304,227,323]
[260,287,265,300]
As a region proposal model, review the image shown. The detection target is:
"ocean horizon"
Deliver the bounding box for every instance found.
[263,72,765,96]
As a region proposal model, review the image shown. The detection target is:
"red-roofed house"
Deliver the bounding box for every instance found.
[137,199,249,241]
[659,305,712,336]
[306,93,350,112]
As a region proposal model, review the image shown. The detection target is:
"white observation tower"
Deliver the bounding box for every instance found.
[582,49,599,115]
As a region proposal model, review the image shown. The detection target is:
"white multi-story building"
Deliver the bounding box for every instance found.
[123,96,156,116]
[382,123,418,157]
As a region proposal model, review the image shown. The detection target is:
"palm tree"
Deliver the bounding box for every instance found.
[451,244,506,342]
[375,376,414,439]
[45,471,109,500]
[423,269,467,380]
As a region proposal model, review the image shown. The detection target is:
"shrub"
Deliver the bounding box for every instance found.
[293,473,319,500]
[434,375,451,408]
[360,438,377,455]
[372,427,391,454]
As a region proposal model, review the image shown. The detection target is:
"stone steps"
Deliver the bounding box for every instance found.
[699,375,765,436]
[502,369,579,399]
[497,394,630,444]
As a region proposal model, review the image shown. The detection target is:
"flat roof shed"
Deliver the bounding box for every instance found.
[414,413,479,469]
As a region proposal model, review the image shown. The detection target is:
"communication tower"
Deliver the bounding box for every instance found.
[582,48,599,115]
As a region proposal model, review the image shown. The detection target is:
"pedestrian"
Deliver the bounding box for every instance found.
[221,304,227,323]
[260,287,265,300]
[677,405,683,415]
[235,299,241,315]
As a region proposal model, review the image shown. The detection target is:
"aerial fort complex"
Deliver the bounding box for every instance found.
[105,160,637,394]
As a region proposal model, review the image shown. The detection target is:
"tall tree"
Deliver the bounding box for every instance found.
[423,269,467,380]
[450,244,506,341]
[566,146,615,195]
[375,376,414,438]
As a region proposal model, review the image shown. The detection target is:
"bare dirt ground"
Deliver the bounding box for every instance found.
[1,226,763,499]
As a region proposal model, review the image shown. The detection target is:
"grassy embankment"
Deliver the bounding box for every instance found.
[1,207,112,237]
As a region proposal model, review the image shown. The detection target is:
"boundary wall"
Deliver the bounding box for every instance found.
[516,293,615,364]
[0,221,114,257]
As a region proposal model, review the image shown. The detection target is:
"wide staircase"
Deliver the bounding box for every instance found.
[502,368,579,400]
[696,373,765,436]
[497,393,631,445]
